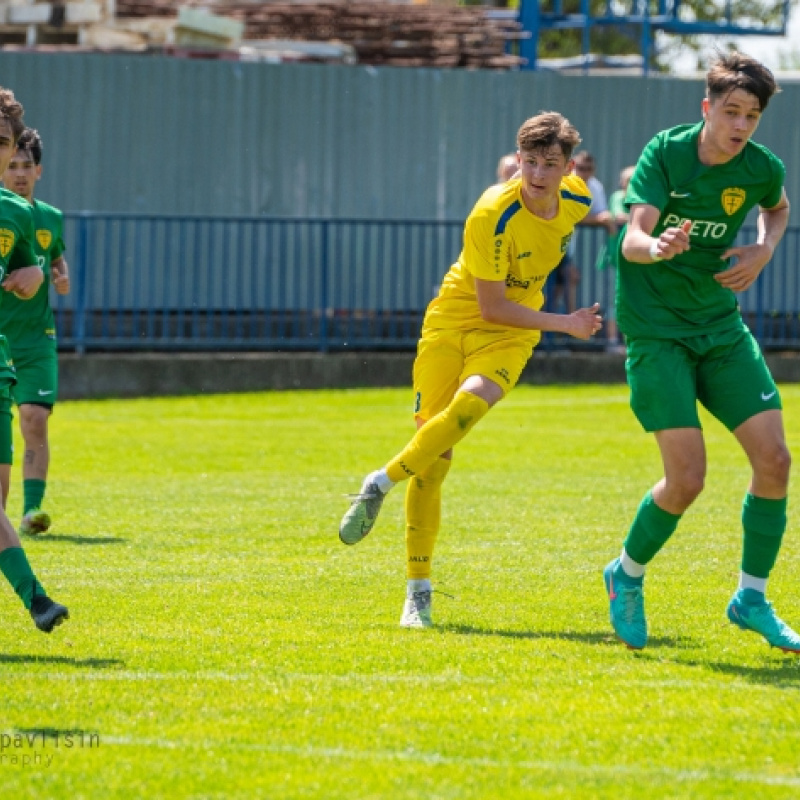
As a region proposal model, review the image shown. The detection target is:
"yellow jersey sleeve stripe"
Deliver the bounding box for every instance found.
[493,199,522,236]
[560,189,592,206]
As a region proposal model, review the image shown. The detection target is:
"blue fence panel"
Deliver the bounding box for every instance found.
[54,214,800,352]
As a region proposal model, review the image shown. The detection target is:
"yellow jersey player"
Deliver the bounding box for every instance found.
[339,111,603,628]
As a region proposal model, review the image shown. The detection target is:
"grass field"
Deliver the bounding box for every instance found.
[3,384,800,799]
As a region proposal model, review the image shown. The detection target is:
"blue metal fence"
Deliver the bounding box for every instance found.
[53,213,800,353]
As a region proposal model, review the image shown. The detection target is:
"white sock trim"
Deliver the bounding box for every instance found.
[739,572,767,593]
[407,579,431,596]
[371,469,395,494]
[620,548,646,579]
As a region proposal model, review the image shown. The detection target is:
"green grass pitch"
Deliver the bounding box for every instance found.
[2,385,800,798]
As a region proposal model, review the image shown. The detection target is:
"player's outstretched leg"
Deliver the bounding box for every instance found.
[29,580,69,633]
[727,588,800,653]
[400,580,433,629]
[20,508,51,536]
[604,557,647,649]
[0,545,69,633]
[339,470,393,545]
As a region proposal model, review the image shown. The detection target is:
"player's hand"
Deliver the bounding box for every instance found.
[714,243,772,293]
[567,303,603,340]
[2,265,44,299]
[652,219,692,260]
[51,261,70,295]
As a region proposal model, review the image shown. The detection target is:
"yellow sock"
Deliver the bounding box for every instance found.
[406,457,452,580]
[386,392,489,483]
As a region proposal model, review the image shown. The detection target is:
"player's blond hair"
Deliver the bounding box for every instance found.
[0,86,25,142]
[516,112,581,161]
[706,51,779,112]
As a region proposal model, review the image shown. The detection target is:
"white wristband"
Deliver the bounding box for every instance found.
[649,239,663,262]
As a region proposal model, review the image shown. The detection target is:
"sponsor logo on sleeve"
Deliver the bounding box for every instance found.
[494,237,505,275]
[0,229,15,258]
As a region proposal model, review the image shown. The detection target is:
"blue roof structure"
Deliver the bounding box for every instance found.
[515,0,791,73]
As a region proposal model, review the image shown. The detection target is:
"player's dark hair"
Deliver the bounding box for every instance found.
[517,112,581,161]
[706,51,779,112]
[17,128,42,165]
[0,86,25,143]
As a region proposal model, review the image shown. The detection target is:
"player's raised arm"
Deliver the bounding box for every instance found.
[475,277,602,339]
[622,205,692,263]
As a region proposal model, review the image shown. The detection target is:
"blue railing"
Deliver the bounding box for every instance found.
[53,213,800,352]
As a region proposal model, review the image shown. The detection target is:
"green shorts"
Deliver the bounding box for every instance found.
[626,327,780,433]
[10,346,58,408]
[0,393,12,464]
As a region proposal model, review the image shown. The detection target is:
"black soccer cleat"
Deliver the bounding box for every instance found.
[30,594,69,633]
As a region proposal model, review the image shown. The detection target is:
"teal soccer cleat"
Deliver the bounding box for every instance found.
[604,558,647,650]
[727,589,800,653]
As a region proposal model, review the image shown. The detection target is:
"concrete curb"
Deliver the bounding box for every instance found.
[57,351,800,400]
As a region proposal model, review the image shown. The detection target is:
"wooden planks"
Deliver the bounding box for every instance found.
[114,0,525,68]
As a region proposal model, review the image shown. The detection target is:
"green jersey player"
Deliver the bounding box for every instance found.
[603,51,799,653]
[1,128,70,536]
[0,87,68,632]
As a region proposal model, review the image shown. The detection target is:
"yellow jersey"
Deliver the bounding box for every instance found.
[423,175,591,336]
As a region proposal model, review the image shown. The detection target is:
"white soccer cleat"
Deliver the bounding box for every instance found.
[400,589,433,629]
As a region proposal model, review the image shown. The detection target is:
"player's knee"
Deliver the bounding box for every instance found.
[20,407,49,439]
[671,471,705,505]
[757,442,791,485]
[453,392,491,431]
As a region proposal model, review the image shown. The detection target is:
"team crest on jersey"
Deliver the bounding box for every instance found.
[36,230,52,250]
[721,188,746,216]
[0,229,14,258]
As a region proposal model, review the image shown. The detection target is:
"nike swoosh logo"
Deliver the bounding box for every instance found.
[762,390,777,401]
[670,191,691,198]
[37,390,54,396]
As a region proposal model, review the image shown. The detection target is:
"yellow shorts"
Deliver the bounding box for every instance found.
[412,326,536,421]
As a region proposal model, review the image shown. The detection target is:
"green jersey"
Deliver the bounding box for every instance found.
[0,197,64,350]
[617,121,785,339]
[0,188,37,282]
[0,188,38,387]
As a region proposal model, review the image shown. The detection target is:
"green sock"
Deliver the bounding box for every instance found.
[623,491,682,565]
[741,494,787,579]
[23,479,46,516]
[0,547,43,609]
